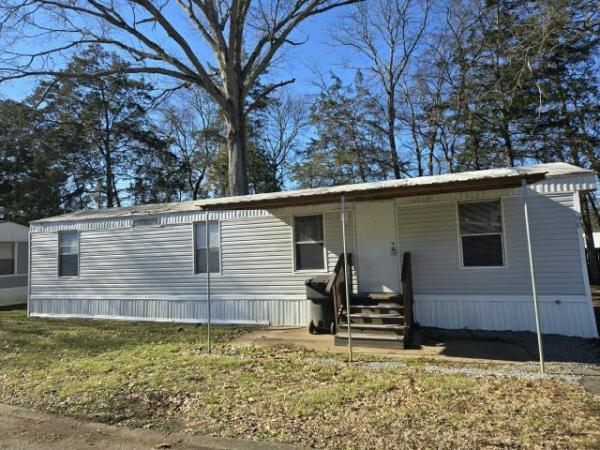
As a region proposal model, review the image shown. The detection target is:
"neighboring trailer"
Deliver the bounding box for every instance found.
[0,221,29,306]
[28,163,599,337]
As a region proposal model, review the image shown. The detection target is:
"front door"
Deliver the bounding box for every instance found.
[355,200,400,293]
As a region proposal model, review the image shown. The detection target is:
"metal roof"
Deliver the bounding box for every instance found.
[0,220,29,241]
[32,163,595,223]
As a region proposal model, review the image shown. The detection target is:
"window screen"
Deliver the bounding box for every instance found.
[195,221,220,274]
[458,201,504,267]
[294,215,325,270]
[59,231,79,276]
[0,242,14,275]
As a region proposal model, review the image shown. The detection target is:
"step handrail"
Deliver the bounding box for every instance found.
[401,252,414,332]
[326,253,352,327]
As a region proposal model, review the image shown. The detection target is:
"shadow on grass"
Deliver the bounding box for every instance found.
[413,326,600,364]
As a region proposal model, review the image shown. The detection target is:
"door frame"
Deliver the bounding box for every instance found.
[354,199,401,293]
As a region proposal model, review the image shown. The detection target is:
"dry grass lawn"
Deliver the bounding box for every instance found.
[0,309,599,449]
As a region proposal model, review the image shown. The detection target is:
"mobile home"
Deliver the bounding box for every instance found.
[0,221,29,306]
[28,163,598,342]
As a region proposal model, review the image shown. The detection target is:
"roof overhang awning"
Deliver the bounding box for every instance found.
[204,173,547,211]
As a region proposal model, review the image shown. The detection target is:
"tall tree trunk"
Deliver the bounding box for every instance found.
[100,87,116,208]
[350,132,368,182]
[427,130,437,176]
[387,90,402,179]
[105,160,113,207]
[224,104,248,196]
[192,177,202,200]
[581,193,600,284]
[104,142,114,208]
[500,114,514,167]
[561,98,581,166]
[408,120,423,176]
[112,175,121,207]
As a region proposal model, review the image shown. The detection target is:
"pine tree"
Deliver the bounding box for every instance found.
[293,72,388,188]
[32,46,166,208]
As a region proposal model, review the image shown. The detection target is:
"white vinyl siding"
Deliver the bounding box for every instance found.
[29,206,356,325]
[397,193,585,296]
[397,191,597,337]
[28,181,596,336]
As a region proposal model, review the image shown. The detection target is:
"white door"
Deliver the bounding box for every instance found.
[355,200,400,293]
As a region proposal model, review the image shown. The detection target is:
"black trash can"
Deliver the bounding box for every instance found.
[305,276,335,334]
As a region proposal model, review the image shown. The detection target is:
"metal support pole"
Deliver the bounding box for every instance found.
[522,180,544,374]
[205,211,212,354]
[341,196,353,362]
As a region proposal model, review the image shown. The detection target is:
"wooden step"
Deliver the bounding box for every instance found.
[337,291,407,348]
[336,332,404,341]
[350,304,404,314]
[338,323,405,332]
[350,303,403,309]
[341,313,405,325]
[346,312,404,319]
[335,333,405,349]
[352,292,402,302]
[337,323,405,336]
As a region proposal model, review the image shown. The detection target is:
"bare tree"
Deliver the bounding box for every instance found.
[160,88,222,200]
[0,0,362,195]
[259,92,308,190]
[399,71,446,176]
[334,0,431,179]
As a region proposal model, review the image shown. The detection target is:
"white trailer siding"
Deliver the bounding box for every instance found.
[29,205,355,325]
[0,222,29,306]
[397,189,597,337]
[27,164,598,337]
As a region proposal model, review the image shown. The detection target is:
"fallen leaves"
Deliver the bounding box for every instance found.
[0,311,599,449]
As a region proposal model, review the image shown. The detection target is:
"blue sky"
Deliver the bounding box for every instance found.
[0,6,359,102]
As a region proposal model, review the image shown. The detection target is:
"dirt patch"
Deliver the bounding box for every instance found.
[0,403,298,449]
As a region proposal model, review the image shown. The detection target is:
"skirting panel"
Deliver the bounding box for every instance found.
[414,295,598,338]
[0,287,27,306]
[29,298,310,326]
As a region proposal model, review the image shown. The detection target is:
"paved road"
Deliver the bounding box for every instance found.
[0,404,300,450]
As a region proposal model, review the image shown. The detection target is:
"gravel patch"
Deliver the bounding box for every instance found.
[311,358,597,383]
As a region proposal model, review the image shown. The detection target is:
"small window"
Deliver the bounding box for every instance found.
[195,221,220,274]
[0,242,14,275]
[458,200,504,267]
[294,215,325,271]
[59,231,79,277]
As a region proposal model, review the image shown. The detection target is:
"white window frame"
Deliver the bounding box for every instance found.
[456,199,507,269]
[0,242,16,277]
[57,230,80,278]
[292,213,327,273]
[193,220,222,275]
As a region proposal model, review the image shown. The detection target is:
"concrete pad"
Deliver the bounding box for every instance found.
[233,327,532,363]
